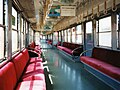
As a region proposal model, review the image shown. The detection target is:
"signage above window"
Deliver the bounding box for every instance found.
[60,5,76,16]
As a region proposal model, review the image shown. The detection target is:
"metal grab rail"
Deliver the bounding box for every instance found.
[26,46,40,53]
[80,49,93,57]
[72,46,83,59]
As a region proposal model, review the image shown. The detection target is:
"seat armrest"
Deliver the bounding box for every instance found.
[28,50,39,57]
[72,46,83,56]
[80,49,92,57]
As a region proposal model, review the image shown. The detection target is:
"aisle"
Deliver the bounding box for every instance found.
[41,43,114,90]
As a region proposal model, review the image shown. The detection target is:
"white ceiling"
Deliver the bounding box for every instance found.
[15,0,120,34]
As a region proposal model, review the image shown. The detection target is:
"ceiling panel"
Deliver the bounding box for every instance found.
[18,0,35,18]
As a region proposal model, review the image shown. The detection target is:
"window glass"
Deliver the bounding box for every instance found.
[86,21,93,53]
[53,32,58,45]
[29,28,33,43]
[12,7,17,29]
[26,22,28,33]
[68,29,71,42]
[21,18,24,47]
[42,36,45,39]
[23,21,26,46]
[21,18,23,32]
[0,0,4,59]
[99,17,111,32]
[0,27,4,59]
[86,22,92,33]
[99,32,111,47]
[117,14,120,49]
[64,30,67,42]
[12,30,18,52]
[76,25,82,44]
[21,33,24,47]
[96,21,98,32]
[76,25,82,34]
[117,15,119,31]
[0,0,3,24]
[35,32,40,44]
[72,27,76,43]
[59,32,61,41]
[98,16,112,47]
[76,35,82,44]
[12,7,18,52]
[61,30,64,42]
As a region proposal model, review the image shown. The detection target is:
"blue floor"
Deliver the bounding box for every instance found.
[41,43,114,90]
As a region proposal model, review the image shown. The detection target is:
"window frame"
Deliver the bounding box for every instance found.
[12,6,19,53]
[71,27,76,43]
[117,14,120,49]
[76,24,83,44]
[0,0,5,60]
[96,16,112,47]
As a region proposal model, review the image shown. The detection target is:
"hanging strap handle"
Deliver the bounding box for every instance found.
[91,0,94,19]
[97,4,100,17]
[104,1,107,15]
[86,1,89,21]
[82,1,85,22]
[112,0,117,12]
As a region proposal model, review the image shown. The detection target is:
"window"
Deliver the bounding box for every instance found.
[58,31,61,41]
[117,14,120,49]
[98,16,111,47]
[72,27,76,43]
[48,34,52,40]
[64,30,68,42]
[12,7,18,52]
[48,35,50,40]
[0,27,4,59]
[35,32,40,44]
[42,36,46,39]
[21,18,24,48]
[68,29,71,42]
[12,7,17,30]
[29,28,33,43]
[23,20,27,46]
[0,0,3,24]
[53,32,58,44]
[53,32,58,41]
[0,0,4,59]
[12,30,18,52]
[76,25,82,44]
[61,30,64,42]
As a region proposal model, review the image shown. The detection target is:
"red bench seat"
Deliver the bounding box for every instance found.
[80,47,120,89]
[81,56,120,81]
[0,62,17,90]
[57,42,83,56]
[0,48,46,90]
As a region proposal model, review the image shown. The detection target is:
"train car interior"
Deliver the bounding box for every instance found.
[0,0,120,90]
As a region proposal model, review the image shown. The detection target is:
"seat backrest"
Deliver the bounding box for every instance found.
[12,49,29,80]
[62,42,68,47]
[21,48,30,61]
[92,47,120,67]
[62,42,82,50]
[0,62,17,90]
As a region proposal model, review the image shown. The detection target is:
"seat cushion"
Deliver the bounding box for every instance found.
[57,46,65,50]
[29,57,42,64]
[80,56,120,81]
[16,80,46,90]
[24,62,44,74]
[21,73,45,81]
[62,47,72,55]
[0,62,17,90]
